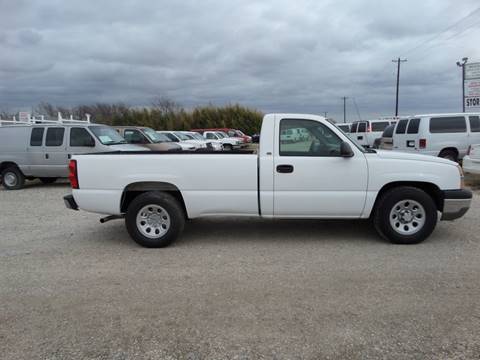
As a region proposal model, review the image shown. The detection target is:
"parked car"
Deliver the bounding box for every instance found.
[64,113,471,248]
[375,124,395,150]
[115,126,183,152]
[391,113,480,161]
[155,131,199,151]
[191,128,252,143]
[201,131,242,151]
[158,131,207,150]
[0,115,146,190]
[462,144,480,174]
[181,131,223,151]
[349,119,398,148]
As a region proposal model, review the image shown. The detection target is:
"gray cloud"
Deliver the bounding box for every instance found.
[0,0,479,121]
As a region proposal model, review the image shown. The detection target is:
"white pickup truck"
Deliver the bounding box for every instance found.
[64,114,472,247]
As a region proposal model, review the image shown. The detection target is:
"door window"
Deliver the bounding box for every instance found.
[429,117,466,133]
[279,119,343,157]
[45,127,65,146]
[395,119,408,134]
[350,123,358,133]
[70,127,95,147]
[205,133,217,140]
[407,118,420,134]
[469,116,480,132]
[30,127,44,146]
[124,129,148,144]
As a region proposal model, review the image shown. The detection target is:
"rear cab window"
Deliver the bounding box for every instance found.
[30,127,44,146]
[357,122,367,133]
[350,123,358,133]
[45,127,65,146]
[371,122,389,132]
[429,116,466,133]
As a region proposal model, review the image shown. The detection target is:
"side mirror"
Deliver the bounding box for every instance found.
[340,141,354,157]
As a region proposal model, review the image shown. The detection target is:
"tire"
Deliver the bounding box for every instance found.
[373,186,438,244]
[1,166,25,190]
[439,149,458,162]
[40,177,58,184]
[224,144,233,151]
[125,192,185,248]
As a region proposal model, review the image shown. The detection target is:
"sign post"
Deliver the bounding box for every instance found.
[465,62,480,111]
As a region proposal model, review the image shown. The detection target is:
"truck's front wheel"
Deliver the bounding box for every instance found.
[373,187,438,244]
[125,192,185,248]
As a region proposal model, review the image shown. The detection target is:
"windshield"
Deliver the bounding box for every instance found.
[155,132,174,142]
[174,132,191,141]
[142,128,169,143]
[235,130,245,136]
[89,126,127,145]
[218,131,229,138]
[182,133,195,140]
[215,132,226,138]
[191,133,206,141]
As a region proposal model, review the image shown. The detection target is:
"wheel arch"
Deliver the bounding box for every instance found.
[371,181,444,216]
[439,147,459,158]
[120,181,188,218]
[0,161,21,174]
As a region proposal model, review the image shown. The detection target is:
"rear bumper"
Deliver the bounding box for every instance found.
[441,189,472,221]
[64,194,78,211]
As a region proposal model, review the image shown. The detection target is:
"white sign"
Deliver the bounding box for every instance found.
[464,62,480,110]
[465,62,480,80]
[18,112,30,122]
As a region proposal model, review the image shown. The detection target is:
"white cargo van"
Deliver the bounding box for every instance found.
[0,114,145,190]
[349,119,397,148]
[391,113,480,161]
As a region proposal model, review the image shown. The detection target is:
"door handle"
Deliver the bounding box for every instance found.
[357,136,363,140]
[276,164,294,173]
[45,153,49,159]
[68,154,71,159]
[406,140,415,148]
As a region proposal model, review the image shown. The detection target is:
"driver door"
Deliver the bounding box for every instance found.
[273,118,368,217]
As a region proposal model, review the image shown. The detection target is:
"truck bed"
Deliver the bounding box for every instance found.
[73,152,260,217]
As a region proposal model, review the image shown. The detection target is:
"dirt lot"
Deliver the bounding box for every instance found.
[1,180,479,359]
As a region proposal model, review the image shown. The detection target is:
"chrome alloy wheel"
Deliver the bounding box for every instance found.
[136,204,171,238]
[3,172,18,187]
[389,199,426,235]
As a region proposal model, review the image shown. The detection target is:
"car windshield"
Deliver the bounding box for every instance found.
[218,132,229,138]
[142,128,168,143]
[89,126,127,145]
[155,132,174,142]
[182,133,195,140]
[191,133,206,140]
[174,132,190,141]
[215,132,226,138]
[235,130,245,136]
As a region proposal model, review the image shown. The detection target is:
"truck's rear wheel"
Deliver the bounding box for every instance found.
[125,192,185,248]
[373,186,437,244]
[1,166,25,190]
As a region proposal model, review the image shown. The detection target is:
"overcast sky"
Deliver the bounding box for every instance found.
[1,0,480,121]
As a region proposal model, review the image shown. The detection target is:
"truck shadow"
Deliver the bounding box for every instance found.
[176,217,381,246]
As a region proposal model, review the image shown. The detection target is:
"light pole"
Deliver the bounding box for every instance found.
[342,97,348,123]
[456,57,468,113]
[392,58,407,117]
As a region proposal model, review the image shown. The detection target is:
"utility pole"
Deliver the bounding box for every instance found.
[342,97,348,123]
[456,57,468,112]
[392,58,407,117]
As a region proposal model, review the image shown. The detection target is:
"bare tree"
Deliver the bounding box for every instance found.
[151,97,183,115]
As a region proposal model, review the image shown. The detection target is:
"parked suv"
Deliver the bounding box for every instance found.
[0,115,145,190]
[391,113,480,161]
[349,119,398,148]
[116,127,183,152]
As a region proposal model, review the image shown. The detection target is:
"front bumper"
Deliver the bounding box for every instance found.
[441,189,472,221]
[64,194,79,211]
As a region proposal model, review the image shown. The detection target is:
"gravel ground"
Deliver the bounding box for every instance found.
[1,180,479,360]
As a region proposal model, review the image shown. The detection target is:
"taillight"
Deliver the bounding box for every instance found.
[367,124,372,132]
[68,160,79,189]
[419,139,427,149]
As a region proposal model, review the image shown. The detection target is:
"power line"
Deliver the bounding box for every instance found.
[401,6,480,56]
